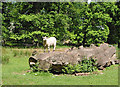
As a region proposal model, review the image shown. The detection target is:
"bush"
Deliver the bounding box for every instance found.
[62,58,97,74]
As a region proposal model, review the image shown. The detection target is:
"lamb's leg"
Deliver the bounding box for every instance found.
[48,46,50,53]
[53,44,56,52]
[44,46,46,53]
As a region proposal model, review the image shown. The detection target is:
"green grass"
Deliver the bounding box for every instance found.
[114,44,120,59]
[117,47,120,59]
[2,47,119,85]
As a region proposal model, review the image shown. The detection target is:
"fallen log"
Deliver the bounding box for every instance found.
[29,43,119,73]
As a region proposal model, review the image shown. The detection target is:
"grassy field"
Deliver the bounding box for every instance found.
[2,47,119,85]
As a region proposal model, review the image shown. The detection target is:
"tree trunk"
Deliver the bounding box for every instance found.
[37,42,39,47]
[118,40,120,48]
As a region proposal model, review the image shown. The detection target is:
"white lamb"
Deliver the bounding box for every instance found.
[43,37,57,52]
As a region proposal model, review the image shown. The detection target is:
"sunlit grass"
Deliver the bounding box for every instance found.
[2,47,119,85]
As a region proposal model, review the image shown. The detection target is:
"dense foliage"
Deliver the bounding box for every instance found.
[62,58,97,74]
[2,2,120,47]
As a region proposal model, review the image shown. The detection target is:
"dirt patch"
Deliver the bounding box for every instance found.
[12,48,70,54]
[13,71,27,75]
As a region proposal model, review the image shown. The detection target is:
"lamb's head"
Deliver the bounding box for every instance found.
[42,36,48,41]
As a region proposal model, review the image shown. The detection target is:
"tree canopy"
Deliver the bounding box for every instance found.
[2,2,120,47]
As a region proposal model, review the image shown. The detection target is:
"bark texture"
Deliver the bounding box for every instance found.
[29,43,119,71]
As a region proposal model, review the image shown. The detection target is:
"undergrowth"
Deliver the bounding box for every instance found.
[61,58,97,74]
